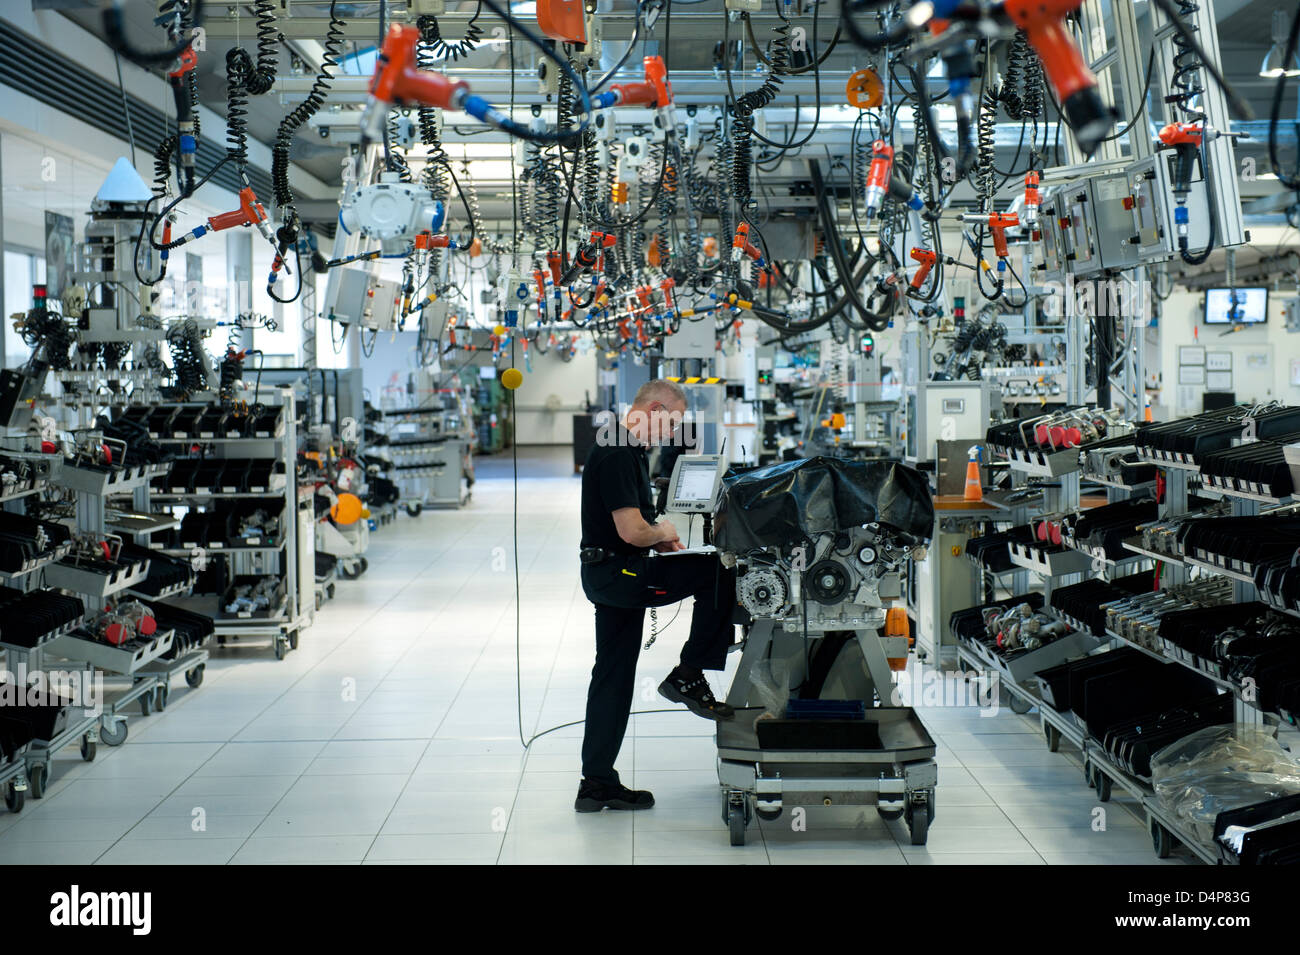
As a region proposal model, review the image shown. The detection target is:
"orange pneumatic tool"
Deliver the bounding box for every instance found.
[1001,0,1115,157]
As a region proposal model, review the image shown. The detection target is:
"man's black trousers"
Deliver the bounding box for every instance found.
[578,553,736,786]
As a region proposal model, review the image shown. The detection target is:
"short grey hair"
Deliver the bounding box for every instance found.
[632,379,687,409]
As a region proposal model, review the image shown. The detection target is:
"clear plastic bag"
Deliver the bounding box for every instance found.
[749,659,790,726]
[1150,725,1300,845]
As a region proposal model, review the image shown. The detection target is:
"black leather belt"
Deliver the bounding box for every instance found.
[580,547,615,565]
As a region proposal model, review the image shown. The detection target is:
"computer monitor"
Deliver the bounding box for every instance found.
[1204,288,1267,325]
[666,454,726,514]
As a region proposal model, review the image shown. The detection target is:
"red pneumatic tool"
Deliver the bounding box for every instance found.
[909,248,937,291]
[1001,0,1116,157]
[361,24,585,147]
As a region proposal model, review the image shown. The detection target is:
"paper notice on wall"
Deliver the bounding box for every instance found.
[1245,352,1270,372]
[1176,385,1199,413]
[1290,359,1300,387]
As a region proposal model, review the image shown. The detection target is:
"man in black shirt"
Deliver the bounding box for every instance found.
[576,379,737,813]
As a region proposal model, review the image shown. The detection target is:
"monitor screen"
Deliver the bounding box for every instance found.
[674,462,719,503]
[1204,288,1268,325]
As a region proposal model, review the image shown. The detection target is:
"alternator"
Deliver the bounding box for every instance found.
[738,568,788,618]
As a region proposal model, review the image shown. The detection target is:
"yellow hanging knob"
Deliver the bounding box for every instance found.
[501,367,524,390]
[493,324,506,336]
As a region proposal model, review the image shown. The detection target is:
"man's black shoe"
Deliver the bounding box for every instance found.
[658,668,735,721]
[575,780,655,812]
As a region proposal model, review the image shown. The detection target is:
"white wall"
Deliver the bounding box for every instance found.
[1155,288,1300,417]
[511,345,597,444]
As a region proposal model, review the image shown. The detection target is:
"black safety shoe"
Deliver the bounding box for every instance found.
[658,668,735,721]
[575,779,655,812]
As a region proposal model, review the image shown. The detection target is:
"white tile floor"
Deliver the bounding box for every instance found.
[0,448,1192,864]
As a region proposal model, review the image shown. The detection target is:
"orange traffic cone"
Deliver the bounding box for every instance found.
[963,446,983,502]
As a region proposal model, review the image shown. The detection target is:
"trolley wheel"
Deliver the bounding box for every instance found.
[1095,771,1112,802]
[1152,821,1173,859]
[359,557,369,573]
[80,734,96,762]
[100,718,128,746]
[274,638,287,661]
[4,779,24,813]
[326,583,336,600]
[289,629,299,650]
[139,690,153,717]
[877,805,905,821]
[727,805,747,846]
[1083,759,1095,787]
[407,502,423,517]
[185,664,205,688]
[315,593,323,611]
[906,803,930,846]
[755,807,782,822]
[29,763,48,799]
[1045,724,1061,753]
[155,683,169,712]
[338,564,359,581]
[1007,692,1032,715]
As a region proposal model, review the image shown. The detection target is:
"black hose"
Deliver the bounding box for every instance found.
[809,160,890,331]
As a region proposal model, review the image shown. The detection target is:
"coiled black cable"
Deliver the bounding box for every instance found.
[416,6,485,62]
[1169,0,1206,121]
[976,87,998,205]
[225,48,252,170]
[247,0,278,95]
[272,1,343,210]
[999,31,1043,121]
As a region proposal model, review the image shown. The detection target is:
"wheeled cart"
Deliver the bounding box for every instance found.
[716,706,939,846]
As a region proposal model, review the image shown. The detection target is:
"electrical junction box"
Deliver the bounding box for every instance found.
[1086,171,1142,272]
[664,315,715,359]
[906,379,999,465]
[327,267,399,331]
[1060,182,1103,277]
[1125,154,1212,265]
[1284,298,1300,333]
[1034,189,1069,285]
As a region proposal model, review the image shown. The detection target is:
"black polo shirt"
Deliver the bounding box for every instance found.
[581,424,655,557]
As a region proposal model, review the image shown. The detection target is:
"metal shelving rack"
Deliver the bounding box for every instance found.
[139,389,311,660]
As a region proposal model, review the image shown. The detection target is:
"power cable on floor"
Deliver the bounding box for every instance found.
[509,413,691,751]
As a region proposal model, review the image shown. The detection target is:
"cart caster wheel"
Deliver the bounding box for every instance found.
[755,807,782,822]
[1083,760,1094,787]
[289,630,299,650]
[728,805,747,846]
[326,583,336,600]
[877,805,905,821]
[80,734,96,762]
[29,763,48,799]
[907,804,930,846]
[185,664,205,688]
[1095,771,1112,802]
[100,719,128,746]
[155,684,169,712]
[216,634,226,647]
[275,639,286,661]
[1152,821,1173,859]
[139,691,153,717]
[407,503,423,517]
[4,780,24,814]
[1045,724,1061,753]
[1007,693,1032,715]
[315,594,323,612]
[339,565,358,580]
